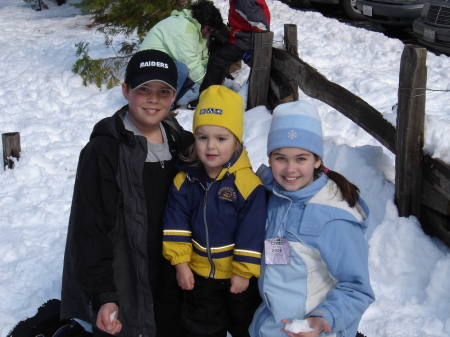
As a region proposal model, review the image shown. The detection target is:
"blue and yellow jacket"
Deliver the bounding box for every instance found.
[162,146,267,279]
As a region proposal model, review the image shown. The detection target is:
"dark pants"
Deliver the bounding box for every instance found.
[199,43,248,95]
[93,260,183,337]
[150,259,184,337]
[181,273,261,337]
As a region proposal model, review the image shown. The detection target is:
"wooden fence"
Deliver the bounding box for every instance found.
[248,25,450,246]
[2,27,449,245]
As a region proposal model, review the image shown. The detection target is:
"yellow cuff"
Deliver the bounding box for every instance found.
[171,255,191,265]
[232,267,253,279]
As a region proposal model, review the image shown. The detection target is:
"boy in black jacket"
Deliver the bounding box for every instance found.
[61,50,194,337]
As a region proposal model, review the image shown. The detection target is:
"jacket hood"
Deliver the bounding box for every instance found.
[170,9,201,30]
[257,164,370,234]
[179,143,252,183]
[89,105,136,147]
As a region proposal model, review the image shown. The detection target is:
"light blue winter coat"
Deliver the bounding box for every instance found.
[250,165,375,337]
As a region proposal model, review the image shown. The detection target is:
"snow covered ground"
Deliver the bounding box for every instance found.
[0,0,450,336]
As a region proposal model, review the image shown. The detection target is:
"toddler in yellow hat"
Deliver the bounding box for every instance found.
[162,85,267,336]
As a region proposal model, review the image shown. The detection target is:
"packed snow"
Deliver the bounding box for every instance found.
[284,319,315,333]
[1,0,450,336]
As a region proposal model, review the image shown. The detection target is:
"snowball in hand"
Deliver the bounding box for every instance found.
[284,319,315,333]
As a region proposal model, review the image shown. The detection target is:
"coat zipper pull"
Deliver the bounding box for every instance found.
[160,161,164,168]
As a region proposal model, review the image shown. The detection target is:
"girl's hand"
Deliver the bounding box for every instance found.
[175,262,195,290]
[230,274,249,294]
[281,317,331,337]
[96,303,122,335]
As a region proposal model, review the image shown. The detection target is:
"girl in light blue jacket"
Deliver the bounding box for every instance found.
[250,101,375,337]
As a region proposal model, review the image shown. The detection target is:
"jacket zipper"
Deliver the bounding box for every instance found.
[202,183,216,278]
[130,155,146,333]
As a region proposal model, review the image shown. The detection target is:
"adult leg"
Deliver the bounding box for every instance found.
[227,277,262,337]
[198,43,246,95]
[174,61,195,104]
[181,273,228,337]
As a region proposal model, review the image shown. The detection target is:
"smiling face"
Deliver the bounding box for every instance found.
[269,147,321,191]
[121,81,176,135]
[195,125,238,179]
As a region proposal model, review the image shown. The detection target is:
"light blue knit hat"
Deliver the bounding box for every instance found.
[267,101,323,158]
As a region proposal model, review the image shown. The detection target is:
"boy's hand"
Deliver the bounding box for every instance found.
[96,302,122,335]
[175,262,195,290]
[281,317,331,337]
[230,274,249,294]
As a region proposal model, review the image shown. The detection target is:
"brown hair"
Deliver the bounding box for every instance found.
[315,155,360,208]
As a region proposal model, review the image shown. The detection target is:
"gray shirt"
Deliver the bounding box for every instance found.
[123,111,172,163]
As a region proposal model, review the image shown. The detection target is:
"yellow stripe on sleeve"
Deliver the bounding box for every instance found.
[163,229,192,237]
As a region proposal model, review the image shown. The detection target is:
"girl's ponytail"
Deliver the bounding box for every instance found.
[317,162,360,208]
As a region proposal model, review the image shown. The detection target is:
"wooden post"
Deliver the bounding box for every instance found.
[2,132,21,170]
[284,24,298,57]
[247,30,274,110]
[395,45,427,218]
[283,24,299,102]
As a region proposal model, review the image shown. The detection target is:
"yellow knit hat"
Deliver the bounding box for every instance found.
[193,85,244,142]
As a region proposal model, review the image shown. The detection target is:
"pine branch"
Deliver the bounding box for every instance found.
[71,0,191,89]
[72,42,136,89]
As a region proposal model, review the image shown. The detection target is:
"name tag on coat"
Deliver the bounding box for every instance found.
[265,238,290,264]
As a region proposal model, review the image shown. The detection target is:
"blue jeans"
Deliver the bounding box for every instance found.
[175,61,195,103]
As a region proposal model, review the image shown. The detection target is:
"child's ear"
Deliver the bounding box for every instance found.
[314,158,322,169]
[121,83,129,100]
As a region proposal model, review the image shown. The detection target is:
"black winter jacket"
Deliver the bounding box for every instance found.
[60,105,193,337]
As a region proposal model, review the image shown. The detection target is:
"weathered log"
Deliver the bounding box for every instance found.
[284,24,298,57]
[2,132,21,170]
[421,204,450,246]
[422,179,450,216]
[395,45,427,218]
[283,24,299,102]
[270,47,396,154]
[268,67,297,108]
[247,31,273,110]
[423,154,450,201]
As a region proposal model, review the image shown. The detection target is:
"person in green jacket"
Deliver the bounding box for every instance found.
[140,1,223,105]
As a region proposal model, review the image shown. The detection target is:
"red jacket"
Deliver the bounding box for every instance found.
[228,0,270,43]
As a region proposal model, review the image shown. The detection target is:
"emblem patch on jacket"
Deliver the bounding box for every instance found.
[218,187,237,201]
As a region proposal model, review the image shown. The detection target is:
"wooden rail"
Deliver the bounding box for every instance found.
[249,25,450,246]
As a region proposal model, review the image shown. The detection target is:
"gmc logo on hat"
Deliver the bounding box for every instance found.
[199,108,223,115]
[140,61,168,69]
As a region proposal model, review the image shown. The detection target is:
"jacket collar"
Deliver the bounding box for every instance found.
[90,105,135,147]
[257,164,326,203]
[257,164,369,236]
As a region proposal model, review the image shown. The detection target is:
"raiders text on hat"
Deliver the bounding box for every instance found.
[140,61,169,69]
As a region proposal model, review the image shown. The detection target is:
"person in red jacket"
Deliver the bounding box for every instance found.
[188,0,270,109]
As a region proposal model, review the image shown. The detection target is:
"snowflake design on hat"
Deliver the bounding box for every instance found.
[288,130,297,139]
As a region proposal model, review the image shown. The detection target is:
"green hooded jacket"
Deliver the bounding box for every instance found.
[140,9,209,84]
